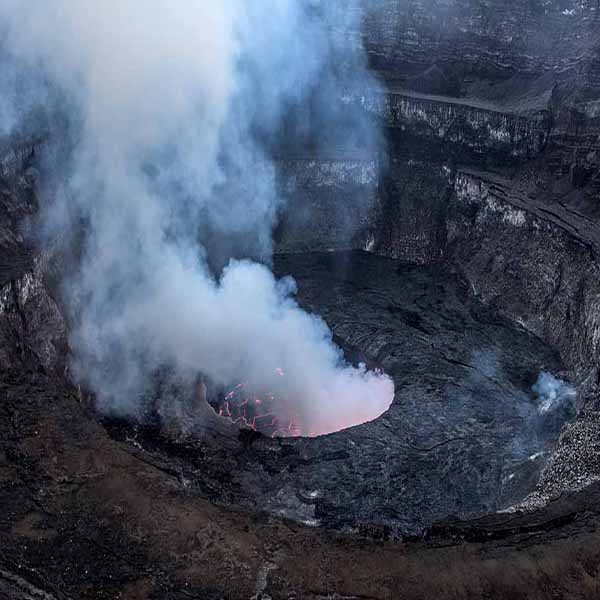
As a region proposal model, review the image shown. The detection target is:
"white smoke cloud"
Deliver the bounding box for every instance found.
[532,372,576,416]
[0,1,393,435]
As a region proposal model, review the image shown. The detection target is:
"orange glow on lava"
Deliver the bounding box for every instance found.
[216,366,392,438]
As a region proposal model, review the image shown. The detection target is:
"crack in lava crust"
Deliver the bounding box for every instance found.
[211,367,393,438]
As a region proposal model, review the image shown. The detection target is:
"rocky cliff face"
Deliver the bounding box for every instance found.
[361,0,600,83]
[446,168,600,508]
[275,156,380,252]
[0,141,67,376]
[449,168,600,381]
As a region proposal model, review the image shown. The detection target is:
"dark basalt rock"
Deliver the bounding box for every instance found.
[0,142,67,376]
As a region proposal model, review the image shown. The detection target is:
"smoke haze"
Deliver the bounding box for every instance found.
[532,372,576,416]
[0,1,393,435]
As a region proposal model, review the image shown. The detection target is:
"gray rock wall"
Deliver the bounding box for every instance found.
[360,0,600,82]
[275,157,380,253]
[365,89,551,158]
[449,169,600,382]
[0,140,67,376]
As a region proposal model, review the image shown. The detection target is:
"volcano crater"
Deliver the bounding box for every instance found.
[113,250,574,537]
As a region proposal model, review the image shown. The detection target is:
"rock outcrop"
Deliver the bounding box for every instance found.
[0,140,67,376]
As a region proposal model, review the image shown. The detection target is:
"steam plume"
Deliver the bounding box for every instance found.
[532,372,576,416]
[0,1,393,435]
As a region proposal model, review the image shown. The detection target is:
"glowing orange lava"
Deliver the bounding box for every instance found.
[214,366,393,438]
[218,370,304,437]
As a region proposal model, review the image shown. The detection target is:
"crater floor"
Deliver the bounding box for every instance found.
[128,251,572,536]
